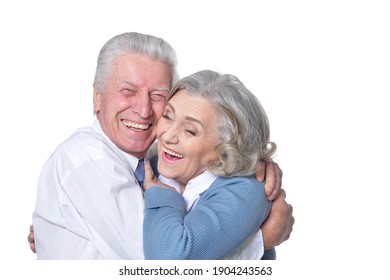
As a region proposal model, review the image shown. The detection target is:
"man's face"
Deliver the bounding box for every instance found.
[93,53,172,157]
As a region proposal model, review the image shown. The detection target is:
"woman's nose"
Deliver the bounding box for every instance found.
[162,124,179,144]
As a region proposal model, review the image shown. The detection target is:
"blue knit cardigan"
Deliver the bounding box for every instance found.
[143,175,271,259]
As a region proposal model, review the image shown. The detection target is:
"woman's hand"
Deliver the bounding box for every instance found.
[143,160,176,192]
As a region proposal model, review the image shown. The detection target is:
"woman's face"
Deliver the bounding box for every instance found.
[156,90,219,185]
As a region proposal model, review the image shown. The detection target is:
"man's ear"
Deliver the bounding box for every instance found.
[93,86,101,114]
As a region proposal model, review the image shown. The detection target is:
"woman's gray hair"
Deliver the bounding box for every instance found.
[93,32,179,93]
[169,70,277,177]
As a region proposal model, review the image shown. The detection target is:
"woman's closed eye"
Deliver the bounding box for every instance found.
[186,130,196,136]
[162,113,172,120]
[184,126,199,136]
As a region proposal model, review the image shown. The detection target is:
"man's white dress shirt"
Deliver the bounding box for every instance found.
[33,120,155,259]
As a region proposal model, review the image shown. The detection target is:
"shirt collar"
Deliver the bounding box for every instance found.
[186,171,218,195]
[92,119,139,171]
[182,171,218,212]
[159,171,218,197]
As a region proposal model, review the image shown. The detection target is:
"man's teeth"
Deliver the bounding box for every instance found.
[122,120,149,130]
[163,147,184,158]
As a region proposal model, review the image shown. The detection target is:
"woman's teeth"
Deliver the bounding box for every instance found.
[163,146,184,158]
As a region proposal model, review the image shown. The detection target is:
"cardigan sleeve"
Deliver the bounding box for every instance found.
[143,176,271,259]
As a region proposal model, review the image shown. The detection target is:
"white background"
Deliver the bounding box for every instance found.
[1,0,389,278]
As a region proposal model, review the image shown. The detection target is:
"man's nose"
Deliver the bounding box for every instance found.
[134,92,153,118]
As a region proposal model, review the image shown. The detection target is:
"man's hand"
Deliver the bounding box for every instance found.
[28,224,36,253]
[261,189,294,249]
[256,160,282,201]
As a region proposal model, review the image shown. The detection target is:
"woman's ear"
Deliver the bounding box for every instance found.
[209,152,223,170]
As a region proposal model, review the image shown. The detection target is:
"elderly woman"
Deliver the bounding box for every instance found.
[143,70,277,259]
